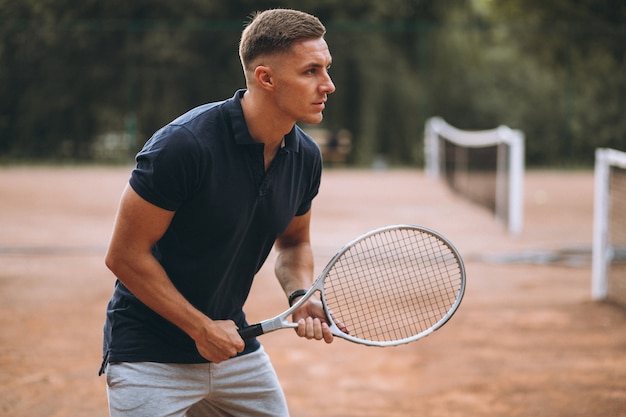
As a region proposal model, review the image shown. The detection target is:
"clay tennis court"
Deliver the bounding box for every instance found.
[1,166,625,416]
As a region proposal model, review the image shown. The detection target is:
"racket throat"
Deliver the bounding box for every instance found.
[262,318,298,334]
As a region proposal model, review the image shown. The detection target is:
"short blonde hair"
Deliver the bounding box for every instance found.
[239,9,326,71]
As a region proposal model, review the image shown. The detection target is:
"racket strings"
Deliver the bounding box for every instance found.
[324,228,463,343]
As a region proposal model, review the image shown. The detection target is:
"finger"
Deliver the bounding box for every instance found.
[297,317,329,341]
[322,322,333,344]
[336,319,349,334]
[305,317,317,339]
[302,317,324,340]
[312,318,324,340]
[233,332,246,352]
[296,318,306,337]
[329,310,348,334]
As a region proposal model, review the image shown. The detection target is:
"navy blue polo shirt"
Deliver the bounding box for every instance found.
[103,90,322,364]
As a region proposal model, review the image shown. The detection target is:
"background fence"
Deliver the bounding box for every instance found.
[1,0,625,166]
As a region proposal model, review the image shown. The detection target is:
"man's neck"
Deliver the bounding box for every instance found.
[240,90,293,171]
[240,90,294,148]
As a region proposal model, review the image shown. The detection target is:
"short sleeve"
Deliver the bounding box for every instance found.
[129,125,205,211]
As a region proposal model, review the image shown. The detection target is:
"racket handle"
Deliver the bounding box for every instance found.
[238,324,264,340]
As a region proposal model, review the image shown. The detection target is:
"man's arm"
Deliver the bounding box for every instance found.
[274,210,334,343]
[104,184,245,362]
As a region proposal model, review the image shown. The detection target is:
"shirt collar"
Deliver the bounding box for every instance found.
[227,90,299,152]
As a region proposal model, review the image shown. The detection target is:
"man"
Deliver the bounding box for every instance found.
[100,9,336,417]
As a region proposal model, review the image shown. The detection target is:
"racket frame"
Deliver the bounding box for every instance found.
[238,224,466,346]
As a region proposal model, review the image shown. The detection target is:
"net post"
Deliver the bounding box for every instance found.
[424,117,441,179]
[592,148,610,300]
[495,135,508,226]
[508,129,525,236]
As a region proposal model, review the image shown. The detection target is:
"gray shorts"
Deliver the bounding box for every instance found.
[105,346,289,417]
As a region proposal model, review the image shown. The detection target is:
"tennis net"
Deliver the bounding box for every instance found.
[592,148,626,305]
[424,117,524,235]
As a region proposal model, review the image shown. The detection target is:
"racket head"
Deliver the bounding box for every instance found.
[319,224,465,347]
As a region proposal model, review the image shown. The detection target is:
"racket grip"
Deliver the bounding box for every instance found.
[238,324,264,340]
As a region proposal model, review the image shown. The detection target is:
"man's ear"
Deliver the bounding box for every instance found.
[254,65,274,90]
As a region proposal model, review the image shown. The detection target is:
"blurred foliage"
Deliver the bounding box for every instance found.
[0,0,624,166]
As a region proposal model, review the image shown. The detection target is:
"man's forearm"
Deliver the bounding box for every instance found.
[106,251,209,340]
[274,242,315,297]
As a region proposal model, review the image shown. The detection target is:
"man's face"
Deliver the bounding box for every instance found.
[270,37,335,125]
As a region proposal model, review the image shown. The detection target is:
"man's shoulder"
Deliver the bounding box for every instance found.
[170,100,226,128]
[168,90,243,129]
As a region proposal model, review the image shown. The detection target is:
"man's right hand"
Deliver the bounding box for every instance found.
[192,319,245,363]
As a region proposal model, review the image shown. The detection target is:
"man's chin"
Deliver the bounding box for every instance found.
[300,113,324,125]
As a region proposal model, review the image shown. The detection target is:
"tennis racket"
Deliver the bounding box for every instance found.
[238,224,465,346]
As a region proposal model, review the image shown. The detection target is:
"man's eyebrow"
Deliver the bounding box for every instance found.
[306,60,332,69]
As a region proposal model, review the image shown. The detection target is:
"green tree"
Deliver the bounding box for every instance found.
[1,0,445,164]
[2,0,624,165]
[479,0,626,164]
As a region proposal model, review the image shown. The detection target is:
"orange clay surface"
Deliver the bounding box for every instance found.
[1,166,625,417]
